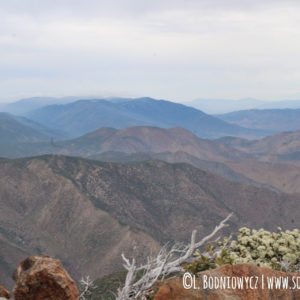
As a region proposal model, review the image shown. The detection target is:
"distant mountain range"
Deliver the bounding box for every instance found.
[3,117,300,193]
[4,97,300,141]
[0,125,250,161]
[242,130,300,164]
[0,96,138,116]
[0,112,51,142]
[217,129,300,162]
[0,97,80,115]
[0,112,65,158]
[57,126,249,162]
[25,98,267,139]
[1,96,300,193]
[217,109,300,132]
[2,95,300,294]
[187,98,300,114]
[186,98,265,114]
[1,155,299,288]
[215,130,300,193]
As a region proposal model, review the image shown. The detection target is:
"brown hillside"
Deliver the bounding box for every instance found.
[216,131,300,171]
[220,130,300,160]
[0,155,299,288]
[90,150,264,187]
[226,160,300,194]
[59,126,249,162]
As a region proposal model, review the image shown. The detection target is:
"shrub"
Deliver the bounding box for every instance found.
[185,227,300,274]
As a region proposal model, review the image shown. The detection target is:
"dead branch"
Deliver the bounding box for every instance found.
[116,213,233,300]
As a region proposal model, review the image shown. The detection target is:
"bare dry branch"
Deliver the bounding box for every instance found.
[116,213,233,300]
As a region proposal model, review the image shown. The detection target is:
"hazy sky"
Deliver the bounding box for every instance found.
[1,0,300,103]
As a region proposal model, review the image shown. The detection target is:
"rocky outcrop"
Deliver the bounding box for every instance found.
[154,264,300,300]
[0,285,10,299]
[13,255,79,300]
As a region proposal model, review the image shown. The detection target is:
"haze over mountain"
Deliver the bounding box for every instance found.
[0,97,81,115]
[1,155,299,288]
[218,129,300,162]
[186,98,300,114]
[26,98,267,139]
[0,112,63,142]
[0,112,66,158]
[3,95,300,116]
[217,109,300,133]
[186,98,265,114]
[0,96,139,116]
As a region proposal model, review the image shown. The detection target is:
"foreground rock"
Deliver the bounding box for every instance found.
[13,255,79,300]
[154,264,300,300]
[0,285,10,299]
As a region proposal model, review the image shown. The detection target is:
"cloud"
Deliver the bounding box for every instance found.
[1,0,300,102]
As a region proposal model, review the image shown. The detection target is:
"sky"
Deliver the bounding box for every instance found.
[1,0,300,103]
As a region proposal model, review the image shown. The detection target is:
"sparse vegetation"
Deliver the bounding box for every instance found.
[79,214,232,300]
[185,227,300,275]
[80,225,300,299]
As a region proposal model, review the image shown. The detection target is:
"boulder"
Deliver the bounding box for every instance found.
[13,255,79,300]
[154,264,300,300]
[0,285,10,299]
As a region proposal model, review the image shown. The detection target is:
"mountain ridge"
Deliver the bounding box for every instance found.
[217,108,300,133]
[26,98,268,139]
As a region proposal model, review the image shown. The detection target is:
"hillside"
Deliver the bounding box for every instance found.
[247,130,300,158]
[0,112,66,158]
[219,130,300,164]
[0,126,251,161]
[0,155,299,288]
[90,150,264,187]
[226,160,300,194]
[0,112,62,142]
[217,108,300,132]
[59,126,249,163]
[26,98,266,139]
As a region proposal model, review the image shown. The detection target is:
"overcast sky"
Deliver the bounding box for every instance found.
[1,0,300,103]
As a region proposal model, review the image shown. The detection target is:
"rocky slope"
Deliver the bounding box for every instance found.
[90,150,260,186]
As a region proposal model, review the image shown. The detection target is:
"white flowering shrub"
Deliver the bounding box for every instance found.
[186,227,300,274]
[229,227,300,272]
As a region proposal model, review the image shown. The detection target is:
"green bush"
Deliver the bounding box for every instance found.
[184,227,300,274]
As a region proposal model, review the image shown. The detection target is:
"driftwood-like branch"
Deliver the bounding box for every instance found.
[116,213,233,300]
